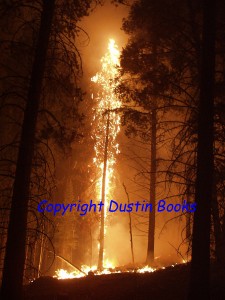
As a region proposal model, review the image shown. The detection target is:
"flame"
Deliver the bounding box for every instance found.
[53,261,189,279]
[91,38,121,267]
[51,40,189,282]
[54,269,80,279]
[53,259,190,279]
[54,264,156,279]
[136,266,155,273]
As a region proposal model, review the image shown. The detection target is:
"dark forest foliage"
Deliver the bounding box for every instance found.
[118,0,225,297]
[0,0,102,299]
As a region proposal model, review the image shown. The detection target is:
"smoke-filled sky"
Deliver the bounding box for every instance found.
[78,1,129,78]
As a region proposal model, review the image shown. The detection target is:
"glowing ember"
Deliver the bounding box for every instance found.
[136,266,155,273]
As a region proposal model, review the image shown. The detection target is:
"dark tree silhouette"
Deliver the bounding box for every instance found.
[118,0,185,265]
[188,0,216,298]
[0,1,55,299]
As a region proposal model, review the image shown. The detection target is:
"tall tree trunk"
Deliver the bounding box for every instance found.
[186,185,191,244]
[98,113,110,270]
[146,108,156,265]
[188,0,216,298]
[212,183,225,264]
[0,1,55,299]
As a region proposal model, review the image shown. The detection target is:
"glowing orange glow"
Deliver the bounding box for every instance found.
[52,39,122,280]
[136,266,155,273]
[52,39,189,282]
[54,265,97,279]
[91,38,121,268]
[53,261,189,279]
[91,38,121,201]
[54,264,156,279]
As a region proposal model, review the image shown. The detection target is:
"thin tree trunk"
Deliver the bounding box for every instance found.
[211,184,225,264]
[89,224,93,267]
[146,108,156,265]
[37,225,45,277]
[186,185,191,243]
[188,0,216,298]
[222,213,225,249]
[98,113,110,270]
[0,1,55,299]
[123,183,135,264]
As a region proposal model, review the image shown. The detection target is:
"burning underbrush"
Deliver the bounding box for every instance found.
[25,262,225,300]
[25,263,193,300]
[53,263,170,280]
[53,256,187,280]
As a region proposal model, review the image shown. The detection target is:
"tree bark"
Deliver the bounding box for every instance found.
[98,113,110,270]
[212,182,225,265]
[123,183,135,264]
[0,1,55,299]
[186,185,191,243]
[188,0,216,298]
[146,108,157,265]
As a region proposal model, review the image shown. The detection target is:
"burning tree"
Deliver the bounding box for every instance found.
[91,39,121,270]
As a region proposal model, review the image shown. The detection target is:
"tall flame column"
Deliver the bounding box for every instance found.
[91,39,121,270]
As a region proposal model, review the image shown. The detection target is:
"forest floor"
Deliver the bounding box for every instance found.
[24,263,225,300]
